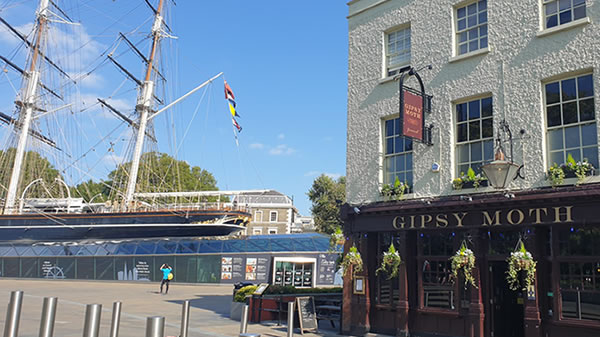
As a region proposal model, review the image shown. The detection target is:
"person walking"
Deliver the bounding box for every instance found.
[159,263,172,294]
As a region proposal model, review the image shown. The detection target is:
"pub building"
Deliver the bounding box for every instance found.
[343,1,600,336]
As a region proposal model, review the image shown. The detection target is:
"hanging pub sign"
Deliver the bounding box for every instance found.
[397,66,433,145]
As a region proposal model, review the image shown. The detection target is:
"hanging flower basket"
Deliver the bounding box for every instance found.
[450,241,477,288]
[329,227,345,252]
[375,243,402,279]
[506,239,537,291]
[340,245,363,277]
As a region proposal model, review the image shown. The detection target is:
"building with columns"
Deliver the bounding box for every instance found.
[343,0,600,336]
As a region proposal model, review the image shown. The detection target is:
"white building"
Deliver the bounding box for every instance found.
[231,190,298,235]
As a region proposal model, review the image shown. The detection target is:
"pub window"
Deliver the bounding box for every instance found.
[383,117,413,190]
[456,96,494,178]
[420,232,456,310]
[375,233,400,306]
[557,227,600,322]
[385,25,411,77]
[543,0,587,29]
[545,73,598,169]
[455,0,488,55]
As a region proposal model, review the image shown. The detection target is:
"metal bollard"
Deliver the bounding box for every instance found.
[38,297,58,337]
[287,301,294,337]
[145,316,165,337]
[109,301,122,337]
[82,304,102,337]
[179,301,190,337]
[239,304,249,334]
[3,290,24,337]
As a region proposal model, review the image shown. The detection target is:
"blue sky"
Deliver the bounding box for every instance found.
[0,1,348,216]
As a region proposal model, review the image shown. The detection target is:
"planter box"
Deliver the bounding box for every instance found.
[454,180,488,190]
[230,301,245,321]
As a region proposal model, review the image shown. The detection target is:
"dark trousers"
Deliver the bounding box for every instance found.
[160,279,170,293]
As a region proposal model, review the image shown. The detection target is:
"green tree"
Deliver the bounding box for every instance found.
[0,149,63,199]
[307,174,346,234]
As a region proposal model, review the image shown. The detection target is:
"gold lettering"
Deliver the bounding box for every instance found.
[507,209,525,225]
[453,212,467,227]
[409,215,416,229]
[553,206,574,223]
[528,208,548,224]
[436,214,448,228]
[392,216,405,229]
[482,211,501,226]
[420,215,433,228]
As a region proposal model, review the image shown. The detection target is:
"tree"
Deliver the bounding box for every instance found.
[0,149,63,199]
[307,174,346,234]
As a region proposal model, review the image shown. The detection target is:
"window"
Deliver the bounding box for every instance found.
[545,74,598,168]
[456,0,488,55]
[254,211,263,222]
[385,26,411,77]
[269,211,278,222]
[384,118,413,189]
[375,233,400,306]
[456,97,494,176]
[252,227,263,235]
[543,0,586,29]
[268,228,278,235]
[420,232,456,309]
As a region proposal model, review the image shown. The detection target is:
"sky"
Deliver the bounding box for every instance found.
[0,1,348,216]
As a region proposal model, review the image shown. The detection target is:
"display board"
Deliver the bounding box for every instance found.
[317,253,338,285]
[220,254,271,283]
[295,296,318,334]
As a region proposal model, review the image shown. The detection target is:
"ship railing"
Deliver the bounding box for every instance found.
[95,202,250,213]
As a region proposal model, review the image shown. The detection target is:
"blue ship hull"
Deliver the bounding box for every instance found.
[0,209,249,242]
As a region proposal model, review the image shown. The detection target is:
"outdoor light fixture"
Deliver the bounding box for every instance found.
[481,119,524,189]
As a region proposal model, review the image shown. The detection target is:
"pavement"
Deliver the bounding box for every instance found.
[0,279,341,337]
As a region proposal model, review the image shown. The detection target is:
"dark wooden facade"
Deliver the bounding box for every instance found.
[341,184,600,337]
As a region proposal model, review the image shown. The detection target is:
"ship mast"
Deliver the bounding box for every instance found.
[124,0,165,206]
[3,0,50,214]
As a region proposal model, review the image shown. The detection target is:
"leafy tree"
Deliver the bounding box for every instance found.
[307,174,346,234]
[0,149,63,199]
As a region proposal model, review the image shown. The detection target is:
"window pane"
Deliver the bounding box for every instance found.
[583,147,599,168]
[562,79,577,101]
[468,15,477,28]
[386,157,394,173]
[469,40,478,52]
[559,10,572,24]
[548,129,564,151]
[457,103,467,122]
[481,97,492,116]
[546,82,561,104]
[469,100,480,120]
[482,118,493,138]
[386,138,393,154]
[550,151,564,166]
[396,154,405,171]
[578,75,594,98]
[480,25,488,37]
[479,11,487,24]
[547,105,562,127]
[546,14,558,28]
[404,138,413,151]
[471,142,482,162]
[406,153,413,171]
[480,36,488,48]
[458,19,466,31]
[395,118,401,135]
[484,140,494,161]
[395,137,404,154]
[458,164,469,176]
[385,120,393,136]
[563,102,578,124]
[574,5,586,20]
[467,3,477,15]
[559,0,571,11]
[546,2,557,15]
[458,144,469,163]
[459,43,468,55]
[581,123,597,147]
[457,7,466,18]
[457,123,468,142]
[459,31,468,42]
[469,121,481,140]
[478,0,487,11]
[565,126,581,148]
[566,149,581,162]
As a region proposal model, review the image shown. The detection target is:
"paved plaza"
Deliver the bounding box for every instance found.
[0,279,340,337]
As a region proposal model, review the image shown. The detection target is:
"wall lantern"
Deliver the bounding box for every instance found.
[481,119,524,189]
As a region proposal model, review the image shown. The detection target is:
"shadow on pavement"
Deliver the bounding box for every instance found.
[168,294,232,317]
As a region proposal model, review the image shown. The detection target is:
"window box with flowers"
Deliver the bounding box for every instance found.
[381,177,411,201]
[375,243,402,279]
[452,167,488,190]
[506,240,536,291]
[450,241,477,289]
[548,154,595,187]
[340,245,363,278]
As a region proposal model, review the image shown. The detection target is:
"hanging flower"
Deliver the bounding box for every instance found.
[340,245,363,277]
[375,243,402,279]
[506,240,537,291]
[450,241,477,288]
[329,227,345,252]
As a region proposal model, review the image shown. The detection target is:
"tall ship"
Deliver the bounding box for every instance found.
[0,0,252,242]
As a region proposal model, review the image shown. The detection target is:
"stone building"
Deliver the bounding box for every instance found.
[343,1,600,336]
[231,190,298,235]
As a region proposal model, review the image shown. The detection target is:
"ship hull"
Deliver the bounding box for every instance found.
[0,209,249,242]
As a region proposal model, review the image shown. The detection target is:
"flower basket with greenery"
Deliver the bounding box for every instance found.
[375,243,402,279]
[234,285,258,302]
[381,177,408,201]
[506,239,536,291]
[450,241,477,289]
[548,154,594,187]
[452,167,488,190]
[340,245,363,277]
[329,227,345,252]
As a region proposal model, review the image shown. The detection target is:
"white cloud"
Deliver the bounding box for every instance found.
[304,171,342,180]
[249,143,264,150]
[0,23,33,46]
[102,153,125,165]
[70,72,105,89]
[77,93,132,119]
[269,144,295,156]
[277,133,285,140]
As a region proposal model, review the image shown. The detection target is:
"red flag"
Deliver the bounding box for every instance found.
[224,80,235,100]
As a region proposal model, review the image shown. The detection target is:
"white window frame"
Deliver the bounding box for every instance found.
[268,227,278,235]
[384,24,411,78]
[254,211,263,222]
[382,116,414,189]
[269,211,278,223]
[542,0,587,30]
[454,0,488,56]
[454,95,494,177]
[253,227,263,235]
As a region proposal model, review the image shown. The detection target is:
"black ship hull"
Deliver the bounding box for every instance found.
[0,209,249,242]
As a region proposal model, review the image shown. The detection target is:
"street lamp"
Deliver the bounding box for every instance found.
[481,120,524,189]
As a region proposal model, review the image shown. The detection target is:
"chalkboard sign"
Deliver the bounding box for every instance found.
[295,296,318,334]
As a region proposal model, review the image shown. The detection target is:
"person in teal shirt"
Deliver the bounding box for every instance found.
[159,264,172,294]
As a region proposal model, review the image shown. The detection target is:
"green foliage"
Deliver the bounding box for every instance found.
[548,163,565,187]
[234,285,258,302]
[307,174,346,234]
[329,226,344,252]
[452,167,487,190]
[381,177,407,201]
[0,149,63,198]
[375,243,402,279]
[450,241,477,289]
[506,240,537,291]
[340,245,363,277]
[264,285,342,295]
[547,155,594,187]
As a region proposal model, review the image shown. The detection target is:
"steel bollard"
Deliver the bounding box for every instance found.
[179,301,190,337]
[38,297,58,337]
[145,316,165,337]
[109,301,122,337]
[239,304,249,334]
[3,290,24,337]
[82,304,102,337]
[287,301,294,337]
